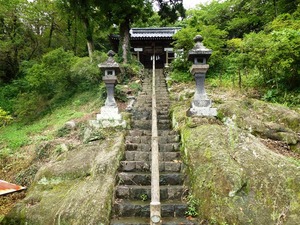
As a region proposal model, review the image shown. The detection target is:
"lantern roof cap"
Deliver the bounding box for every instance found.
[98,50,120,71]
[188,35,212,61]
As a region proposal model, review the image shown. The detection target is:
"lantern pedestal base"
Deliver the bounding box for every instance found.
[90,106,126,128]
[188,103,217,117]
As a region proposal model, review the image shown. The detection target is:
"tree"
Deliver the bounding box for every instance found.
[156,0,185,25]
[97,0,153,63]
[0,0,27,82]
[58,0,101,58]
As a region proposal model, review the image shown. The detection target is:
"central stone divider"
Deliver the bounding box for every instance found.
[110,69,197,225]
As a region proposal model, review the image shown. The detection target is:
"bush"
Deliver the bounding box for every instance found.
[0,107,13,127]
[14,92,49,122]
[25,48,77,97]
[11,48,110,122]
[0,79,30,113]
[70,57,101,91]
[170,69,193,83]
[120,62,143,83]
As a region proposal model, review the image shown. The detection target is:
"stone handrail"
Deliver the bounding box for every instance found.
[150,53,161,224]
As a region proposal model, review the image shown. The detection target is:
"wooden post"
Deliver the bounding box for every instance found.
[165,50,168,67]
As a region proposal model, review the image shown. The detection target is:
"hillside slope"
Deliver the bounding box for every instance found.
[1,81,300,225]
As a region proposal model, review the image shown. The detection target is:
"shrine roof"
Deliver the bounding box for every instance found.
[130,27,181,39]
[110,27,181,41]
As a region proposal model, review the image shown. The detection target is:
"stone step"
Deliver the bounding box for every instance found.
[159,143,181,152]
[125,142,180,152]
[113,200,188,218]
[128,130,178,137]
[119,161,182,173]
[125,143,151,152]
[132,120,171,130]
[133,106,170,112]
[116,185,186,201]
[123,151,181,161]
[110,217,198,225]
[157,114,170,120]
[125,135,180,145]
[125,136,151,144]
[132,120,151,129]
[117,172,184,185]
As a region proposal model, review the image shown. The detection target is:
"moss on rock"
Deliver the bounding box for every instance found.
[2,132,125,225]
[218,98,300,148]
[172,102,300,225]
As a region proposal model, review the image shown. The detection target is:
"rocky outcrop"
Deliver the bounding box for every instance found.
[171,96,300,225]
[218,99,300,146]
[2,132,125,225]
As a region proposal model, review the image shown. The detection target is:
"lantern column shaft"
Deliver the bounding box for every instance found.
[193,73,211,107]
[105,83,117,107]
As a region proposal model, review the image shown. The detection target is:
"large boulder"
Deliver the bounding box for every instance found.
[172,100,300,225]
[2,132,125,225]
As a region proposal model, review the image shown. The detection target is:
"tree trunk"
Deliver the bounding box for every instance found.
[120,18,130,64]
[83,17,94,58]
[87,41,93,59]
[273,0,278,17]
[48,16,54,48]
[73,17,78,55]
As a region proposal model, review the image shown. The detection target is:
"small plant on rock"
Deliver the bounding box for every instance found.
[185,194,199,217]
[140,193,148,201]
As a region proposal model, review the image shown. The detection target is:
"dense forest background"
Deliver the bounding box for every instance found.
[0,0,300,126]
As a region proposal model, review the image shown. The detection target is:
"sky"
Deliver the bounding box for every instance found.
[183,0,212,9]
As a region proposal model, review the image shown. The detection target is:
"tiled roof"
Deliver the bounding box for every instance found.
[110,27,181,40]
[130,27,181,39]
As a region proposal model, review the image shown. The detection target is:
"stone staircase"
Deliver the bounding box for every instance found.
[110,69,197,225]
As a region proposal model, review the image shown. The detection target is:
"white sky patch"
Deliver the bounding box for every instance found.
[183,0,212,9]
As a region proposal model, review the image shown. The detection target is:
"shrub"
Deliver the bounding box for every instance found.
[70,57,101,91]
[170,70,193,83]
[0,107,13,127]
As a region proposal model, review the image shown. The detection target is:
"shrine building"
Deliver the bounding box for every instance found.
[110,27,181,69]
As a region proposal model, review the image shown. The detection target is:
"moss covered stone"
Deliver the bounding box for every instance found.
[172,102,300,225]
[2,132,125,225]
[218,98,300,148]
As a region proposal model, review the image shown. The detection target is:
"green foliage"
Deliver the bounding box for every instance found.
[14,92,49,122]
[170,70,193,83]
[177,1,300,105]
[173,27,198,59]
[119,58,144,82]
[7,48,103,122]
[115,85,128,102]
[173,22,227,73]
[0,90,98,152]
[129,82,142,94]
[25,48,77,95]
[70,51,106,91]
[0,107,13,127]
[185,194,199,217]
[139,193,148,201]
[242,28,300,90]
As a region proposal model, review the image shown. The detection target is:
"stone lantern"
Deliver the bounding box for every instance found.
[187,35,217,116]
[99,50,119,108]
[91,50,125,128]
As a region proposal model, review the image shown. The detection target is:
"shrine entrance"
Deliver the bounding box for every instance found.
[110,27,180,69]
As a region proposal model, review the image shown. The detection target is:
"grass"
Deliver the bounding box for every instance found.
[0,90,100,155]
